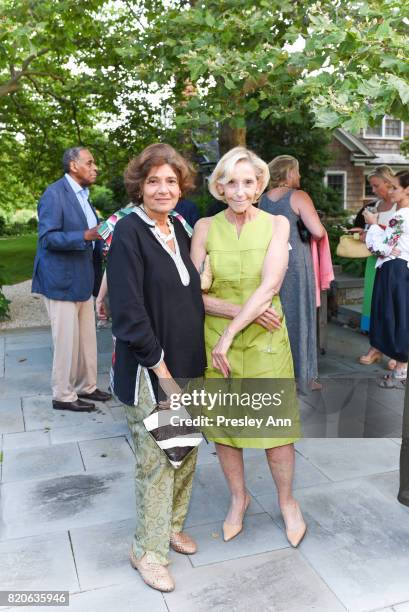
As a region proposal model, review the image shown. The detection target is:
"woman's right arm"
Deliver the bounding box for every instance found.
[292,190,325,240]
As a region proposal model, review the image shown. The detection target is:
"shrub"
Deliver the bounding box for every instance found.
[0,266,10,321]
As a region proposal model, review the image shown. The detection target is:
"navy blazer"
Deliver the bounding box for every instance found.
[32,176,102,301]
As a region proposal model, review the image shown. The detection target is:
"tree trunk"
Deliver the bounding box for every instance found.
[219,121,247,156]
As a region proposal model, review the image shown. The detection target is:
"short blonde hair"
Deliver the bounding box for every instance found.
[268,155,299,188]
[367,165,395,184]
[208,147,270,202]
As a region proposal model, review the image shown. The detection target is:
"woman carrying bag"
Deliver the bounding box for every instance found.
[107,144,206,593]
[355,166,397,366]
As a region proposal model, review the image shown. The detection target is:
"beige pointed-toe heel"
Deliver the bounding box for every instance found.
[281,501,307,548]
[223,494,251,542]
[286,524,307,547]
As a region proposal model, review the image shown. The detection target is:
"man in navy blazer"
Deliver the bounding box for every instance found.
[32,147,111,411]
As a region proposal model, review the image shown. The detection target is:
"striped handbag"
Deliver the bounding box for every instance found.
[143,405,203,469]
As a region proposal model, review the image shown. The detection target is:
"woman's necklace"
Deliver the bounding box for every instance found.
[153,221,175,244]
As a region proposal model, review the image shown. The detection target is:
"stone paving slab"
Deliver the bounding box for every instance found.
[317,355,359,375]
[50,421,130,444]
[295,438,399,481]
[366,384,406,415]
[65,582,167,612]
[95,328,115,353]
[185,462,264,529]
[0,471,135,541]
[196,440,218,465]
[69,518,192,591]
[2,442,84,483]
[0,336,4,377]
[163,549,346,612]
[4,346,52,375]
[0,371,50,399]
[8,581,167,612]
[285,475,409,611]
[358,401,403,438]
[0,397,24,434]
[0,532,78,592]
[186,513,288,567]
[109,404,127,421]
[69,518,136,590]
[2,429,51,450]
[78,437,134,472]
[3,330,52,351]
[22,395,114,431]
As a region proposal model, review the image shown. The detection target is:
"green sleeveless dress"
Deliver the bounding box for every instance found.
[204,210,300,448]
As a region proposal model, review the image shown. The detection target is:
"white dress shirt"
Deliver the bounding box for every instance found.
[65,173,97,230]
[366,207,409,269]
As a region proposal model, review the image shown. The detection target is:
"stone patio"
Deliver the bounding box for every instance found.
[0,322,408,612]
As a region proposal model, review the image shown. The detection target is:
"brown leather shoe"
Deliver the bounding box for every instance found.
[170,531,197,554]
[78,388,112,402]
[129,550,174,592]
[52,399,95,412]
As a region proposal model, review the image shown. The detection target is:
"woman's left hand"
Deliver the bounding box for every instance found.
[212,328,234,378]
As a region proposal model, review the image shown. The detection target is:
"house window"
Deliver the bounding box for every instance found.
[325,171,347,209]
[384,117,402,137]
[364,116,404,139]
[365,124,383,137]
[364,176,375,198]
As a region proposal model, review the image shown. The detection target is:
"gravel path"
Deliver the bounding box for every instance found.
[0,280,49,330]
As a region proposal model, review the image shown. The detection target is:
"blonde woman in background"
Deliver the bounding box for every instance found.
[355,166,397,366]
[259,155,325,389]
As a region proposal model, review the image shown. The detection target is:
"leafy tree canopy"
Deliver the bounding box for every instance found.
[0,0,408,217]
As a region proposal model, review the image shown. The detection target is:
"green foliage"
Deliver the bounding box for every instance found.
[123,0,409,137]
[0,288,10,321]
[90,185,115,216]
[1,0,408,227]
[0,234,37,284]
[247,109,343,213]
[0,263,10,320]
[190,191,214,217]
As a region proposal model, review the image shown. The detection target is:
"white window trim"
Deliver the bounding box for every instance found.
[324,170,347,209]
[363,117,404,140]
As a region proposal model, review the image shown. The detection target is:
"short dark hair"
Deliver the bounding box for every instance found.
[62,147,88,174]
[396,170,409,189]
[124,143,196,203]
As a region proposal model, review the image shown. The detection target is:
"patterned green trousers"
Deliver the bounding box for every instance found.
[124,372,197,565]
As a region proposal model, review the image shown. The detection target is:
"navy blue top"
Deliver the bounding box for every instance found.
[175,199,200,227]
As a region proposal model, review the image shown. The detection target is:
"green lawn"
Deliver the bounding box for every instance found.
[0,234,37,285]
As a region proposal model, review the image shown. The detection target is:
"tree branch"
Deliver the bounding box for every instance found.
[0,47,51,98]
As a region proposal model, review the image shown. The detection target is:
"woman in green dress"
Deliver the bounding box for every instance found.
[191,147,306,547]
